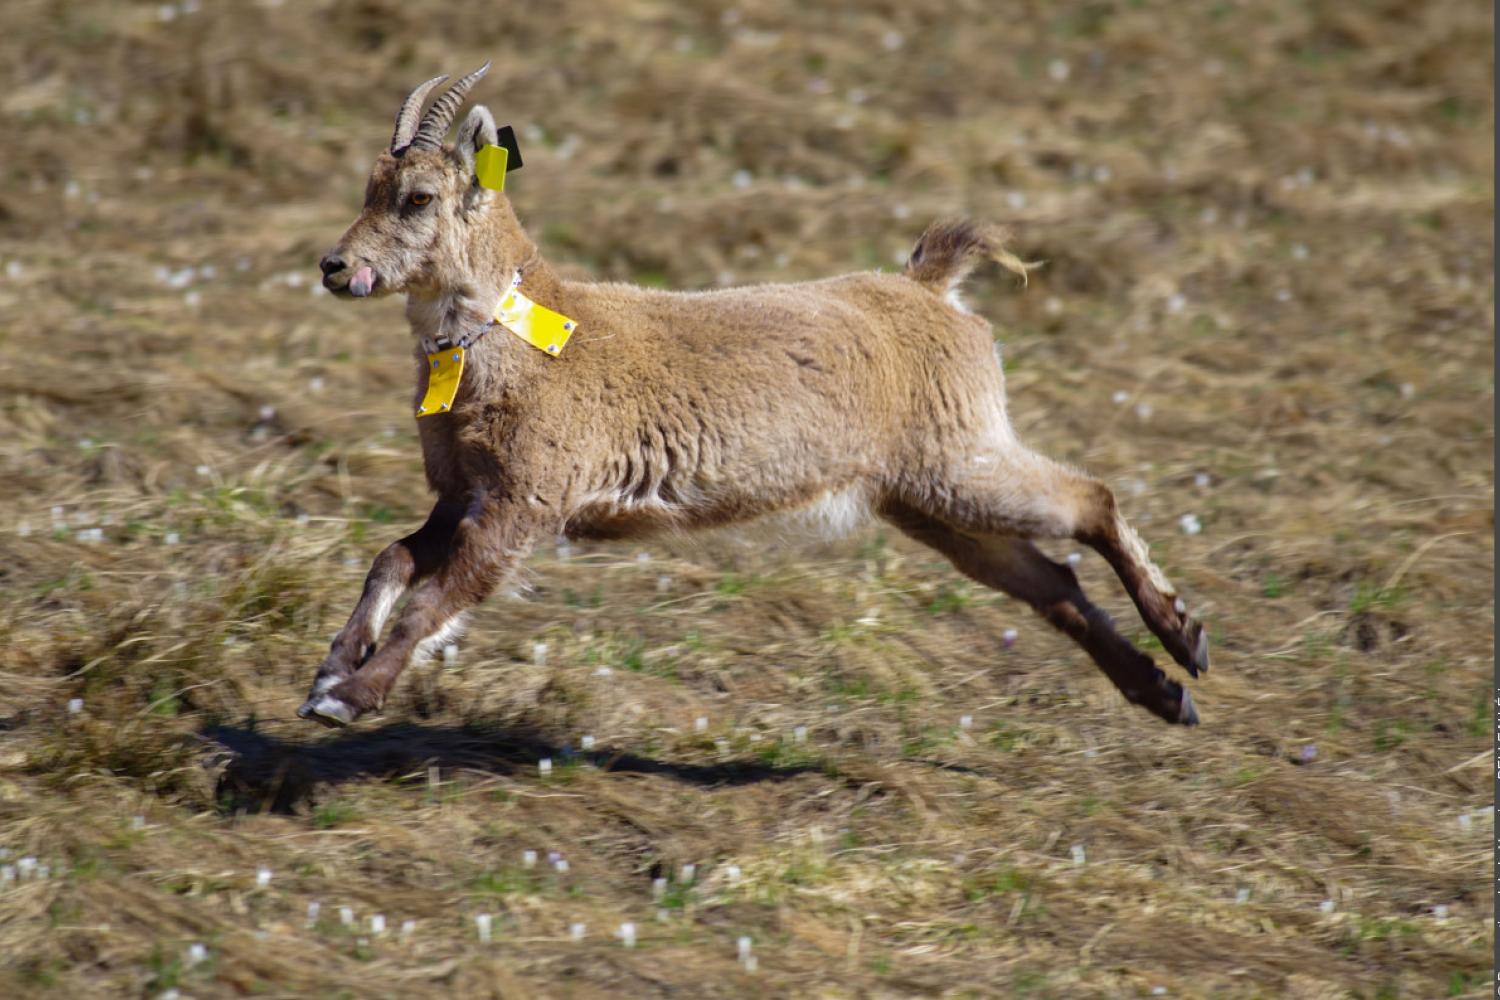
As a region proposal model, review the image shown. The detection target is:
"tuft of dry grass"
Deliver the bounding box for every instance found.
[0,1,1492,996]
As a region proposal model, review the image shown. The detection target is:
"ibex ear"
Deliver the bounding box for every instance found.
[455,105,499,179]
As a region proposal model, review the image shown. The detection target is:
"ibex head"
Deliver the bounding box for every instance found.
[319,63,506,299]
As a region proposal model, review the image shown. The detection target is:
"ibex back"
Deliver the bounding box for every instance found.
[300,63,1209,729]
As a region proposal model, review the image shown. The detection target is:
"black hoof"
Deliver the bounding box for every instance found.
[297,694,355,728]
[1191,627,1210,676]
[1176,687,1199,726]
[1135,677,1199,727]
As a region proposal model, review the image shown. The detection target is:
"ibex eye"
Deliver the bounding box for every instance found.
[409,192,433,207]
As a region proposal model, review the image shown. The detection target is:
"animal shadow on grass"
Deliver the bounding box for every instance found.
[203,721,817,815]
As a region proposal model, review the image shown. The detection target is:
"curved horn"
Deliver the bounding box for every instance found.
[390,74,449,153]
[410,61,492,150]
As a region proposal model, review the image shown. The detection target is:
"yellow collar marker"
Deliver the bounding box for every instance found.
[417,270,579,418]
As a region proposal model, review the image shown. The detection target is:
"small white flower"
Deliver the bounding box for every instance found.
[1291,243,1309,260]
[1179,513,1202,536]
[1001,628,1019,648]
[1135,402,1153,421]
[369,914,386,935]
[522,850,537,868]
[732,170,753,190]
[1194,472,1211,488]
[694,716,708,733]
[1111,390,1129,405]
[680,864,696,882]
[554,859,569,873]
[185,943,207,967]
[401,919,417,937]
[538,758,553,776]
[1319,899,1335,914]
[339,906,354,926]
[1006,191,1027,210]
[881,30,905,50]
[959,715,973,730]
[570,922,586,941]
[67,699,83,715]
[1166,293,1186,314]
[442,644,458,665]
[1235,887,1251,904]
[618,922,636,947]
[475,912,493,942]
[305,901,321,927]
[255,867,271,888]
[1048,59,1071,82]
[792,726,807,744]
[738,935,753,960]
[1066,552,1082,567]
[1070,844,1086,865]
[532,642,548,666]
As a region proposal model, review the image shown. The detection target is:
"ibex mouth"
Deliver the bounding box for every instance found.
[349,266,377,298]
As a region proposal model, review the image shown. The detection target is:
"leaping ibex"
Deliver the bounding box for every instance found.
[301,63,1209,729]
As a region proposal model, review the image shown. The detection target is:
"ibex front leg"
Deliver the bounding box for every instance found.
[301,499,465,709]
[298,497,537,726]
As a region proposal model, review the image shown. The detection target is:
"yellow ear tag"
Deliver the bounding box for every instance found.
[473,144,508,191]
[416,347,465,418]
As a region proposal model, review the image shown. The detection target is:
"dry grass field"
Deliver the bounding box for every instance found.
[0,1,1493,996]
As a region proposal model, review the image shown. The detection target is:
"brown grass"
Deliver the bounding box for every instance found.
[0,1,1492,997]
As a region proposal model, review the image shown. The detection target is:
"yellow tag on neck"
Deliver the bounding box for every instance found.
[474,144,508,191]
[496,283,578,357]
[416,347,465,418]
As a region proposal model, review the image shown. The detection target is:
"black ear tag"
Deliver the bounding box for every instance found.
[496,125,523,171]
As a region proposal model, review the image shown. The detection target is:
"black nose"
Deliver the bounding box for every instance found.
[319,254,346,277]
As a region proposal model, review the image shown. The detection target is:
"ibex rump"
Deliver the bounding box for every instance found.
[300,64,1209,729]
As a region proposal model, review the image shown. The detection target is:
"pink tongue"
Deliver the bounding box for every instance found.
[349,266,375,297]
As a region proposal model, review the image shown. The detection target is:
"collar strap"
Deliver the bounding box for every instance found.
[419,271,578,358]
[423,322,493,356]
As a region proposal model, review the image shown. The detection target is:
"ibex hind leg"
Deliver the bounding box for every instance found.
[882,502,1197,725]
[922,448,1209,678]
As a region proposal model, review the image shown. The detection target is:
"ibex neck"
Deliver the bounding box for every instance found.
[404,198,563,344]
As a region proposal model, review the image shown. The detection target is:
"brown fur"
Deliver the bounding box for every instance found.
[299,71,1209,729]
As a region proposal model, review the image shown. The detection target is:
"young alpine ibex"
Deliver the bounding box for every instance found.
[300,63,1209,729]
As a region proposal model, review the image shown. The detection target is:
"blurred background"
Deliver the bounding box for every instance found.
[0,1,1492,996]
